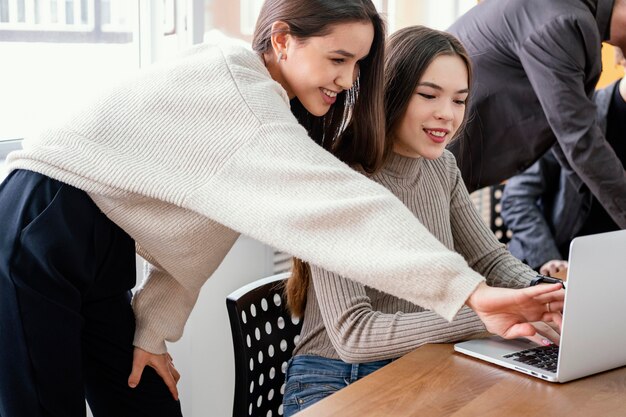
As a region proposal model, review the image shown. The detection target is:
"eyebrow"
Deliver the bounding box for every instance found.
[330,49,356,58]
[418,81,469,94]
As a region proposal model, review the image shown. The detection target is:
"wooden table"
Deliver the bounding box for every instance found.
[296,344,626,417]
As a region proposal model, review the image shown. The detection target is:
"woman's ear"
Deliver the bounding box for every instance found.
[270,21,291,63]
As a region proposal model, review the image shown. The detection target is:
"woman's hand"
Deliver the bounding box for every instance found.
[526,318,563,346]
[466,282,564,340]
[128,347,180,400]
[540,259,568,279]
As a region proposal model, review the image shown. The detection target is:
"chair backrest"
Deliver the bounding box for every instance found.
[489,183,512,245]
[226,272,303,417]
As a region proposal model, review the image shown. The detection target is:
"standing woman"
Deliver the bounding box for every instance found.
[0,2,562,417]
[283,26,562,416]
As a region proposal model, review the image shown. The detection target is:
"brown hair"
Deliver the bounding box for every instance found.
[252,0,386,317]
[286,26,473,317]
[384,25,473,158]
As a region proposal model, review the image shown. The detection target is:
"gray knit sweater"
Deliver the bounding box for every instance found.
[7,33,485,354]
[294,151,536,363]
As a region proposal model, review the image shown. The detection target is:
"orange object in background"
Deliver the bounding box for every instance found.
[598,43,625,88]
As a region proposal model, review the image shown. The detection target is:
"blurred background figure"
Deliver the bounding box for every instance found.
[448,0,626,231]
[501,47,626,277]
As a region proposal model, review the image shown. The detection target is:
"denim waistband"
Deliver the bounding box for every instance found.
[287,355,392,381]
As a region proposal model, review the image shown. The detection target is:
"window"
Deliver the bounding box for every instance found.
[239,0,262,36]
[0,0,194,143]
[0,0,139,143]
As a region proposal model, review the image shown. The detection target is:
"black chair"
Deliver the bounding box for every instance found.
[490,183,513,245]
[226,272,303,417]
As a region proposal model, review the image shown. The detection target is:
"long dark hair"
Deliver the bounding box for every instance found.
[252,0,386,317]
[285,26,473,317]
[384,26,472,156]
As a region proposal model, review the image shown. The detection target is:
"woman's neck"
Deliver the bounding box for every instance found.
[391,141,422,160]
[619,75,626,102]
[382,150,423,179]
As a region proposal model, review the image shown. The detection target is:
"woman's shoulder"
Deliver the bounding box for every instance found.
[420,150,461,190]
[423,149,458,173]
[201,31,293,124]
[440,149,459,168]
[203,30,262,70]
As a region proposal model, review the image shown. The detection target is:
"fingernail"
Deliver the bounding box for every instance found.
[129,383,137,388]
[542,339,551,346]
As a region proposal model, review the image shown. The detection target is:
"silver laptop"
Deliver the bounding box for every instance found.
[454,229,626,383]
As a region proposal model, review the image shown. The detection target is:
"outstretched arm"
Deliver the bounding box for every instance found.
[309,265,486,363]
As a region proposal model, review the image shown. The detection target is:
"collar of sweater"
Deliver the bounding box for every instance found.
[382,152,423,179]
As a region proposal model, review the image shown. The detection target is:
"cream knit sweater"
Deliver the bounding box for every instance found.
[294,151,536,363]
[7,34,484,354]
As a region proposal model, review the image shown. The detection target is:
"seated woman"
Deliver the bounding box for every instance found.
[281,25,559,416]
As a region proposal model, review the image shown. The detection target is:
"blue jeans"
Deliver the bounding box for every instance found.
[282,355,392,416]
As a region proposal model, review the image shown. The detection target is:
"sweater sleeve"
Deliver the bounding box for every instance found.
[185,122,485,321]
[446,154,536,288]
[89,193,242,354]
[310,265,486,363]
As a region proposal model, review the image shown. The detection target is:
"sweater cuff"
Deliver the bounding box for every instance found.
[134,326,168,354]
[437,274,485,321]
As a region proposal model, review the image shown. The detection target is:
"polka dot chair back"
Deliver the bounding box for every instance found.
[226,272,302,417]
[490,183,513,245]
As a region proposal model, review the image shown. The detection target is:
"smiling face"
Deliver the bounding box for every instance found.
[392,54,469,160]
[275,21,374,116]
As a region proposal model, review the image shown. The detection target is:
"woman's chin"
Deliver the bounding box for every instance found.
[300,100,332,117]
[422,148,445,160]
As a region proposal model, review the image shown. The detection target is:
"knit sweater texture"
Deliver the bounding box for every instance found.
[7,33,485,354]
[294,151,536,363]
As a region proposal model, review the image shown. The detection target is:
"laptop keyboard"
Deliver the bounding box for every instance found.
[503,344,559,373]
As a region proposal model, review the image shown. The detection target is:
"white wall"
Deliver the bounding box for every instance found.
[389,0,477,32]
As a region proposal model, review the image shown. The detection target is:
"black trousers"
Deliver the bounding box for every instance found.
[0,170,182,417]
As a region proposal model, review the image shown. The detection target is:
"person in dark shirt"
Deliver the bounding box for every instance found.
[448,0,626,229]
[501,48,626,276]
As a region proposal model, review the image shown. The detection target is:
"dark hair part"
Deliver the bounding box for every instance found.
[253,0,386,317]
[384,25,473,160]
